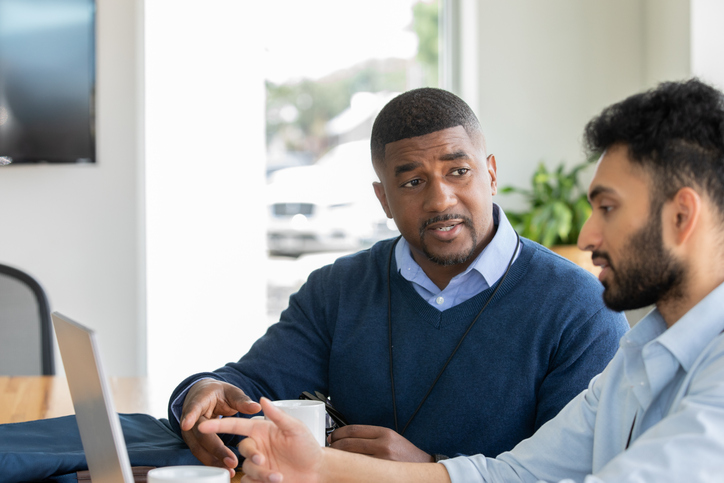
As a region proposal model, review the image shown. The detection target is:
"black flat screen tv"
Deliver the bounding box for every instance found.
[0,0,96,164]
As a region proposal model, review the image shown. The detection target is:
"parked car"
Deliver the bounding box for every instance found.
[267,140,399,256]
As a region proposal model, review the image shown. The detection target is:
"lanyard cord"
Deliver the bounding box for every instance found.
[388,232,521,435]
[625,412,637,449]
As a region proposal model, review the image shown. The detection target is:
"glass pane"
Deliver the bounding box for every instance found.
[264,1,439,323]
[265,0,438,256]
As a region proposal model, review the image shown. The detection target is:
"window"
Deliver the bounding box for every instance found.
[262,0,440,324]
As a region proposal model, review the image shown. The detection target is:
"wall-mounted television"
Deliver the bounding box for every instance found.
[0,0,96,164]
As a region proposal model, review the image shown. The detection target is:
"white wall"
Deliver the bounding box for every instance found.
[0,0,145,377]
[643,0,691,86]
[145,0,267,390]
[445,0,692,208]
[1,0,268,384]
[691,0,724,90]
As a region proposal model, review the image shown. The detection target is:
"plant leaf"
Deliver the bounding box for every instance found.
[499,160,593,245]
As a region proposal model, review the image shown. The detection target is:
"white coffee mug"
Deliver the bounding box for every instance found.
[147,466,229,483]
[269,399,326,446]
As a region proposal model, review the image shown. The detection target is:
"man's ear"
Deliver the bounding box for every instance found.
[373,181,393,218]
[487,154,498,195]
[665,187,702,246]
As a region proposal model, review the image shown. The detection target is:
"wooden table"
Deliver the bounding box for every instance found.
[0,375,168,424]
[0,376,243,482]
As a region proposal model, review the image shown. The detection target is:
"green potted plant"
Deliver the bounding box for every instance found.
[501,161,598,274]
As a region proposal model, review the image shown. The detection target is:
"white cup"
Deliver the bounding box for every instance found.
[269,399,326,446]
[147,466,229,483]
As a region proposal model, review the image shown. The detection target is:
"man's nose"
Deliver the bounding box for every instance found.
[577,215,599,252]
[423,178,457,213]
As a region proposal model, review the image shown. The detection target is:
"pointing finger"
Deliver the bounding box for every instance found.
[259,398,302,432]
[199,417,257,437]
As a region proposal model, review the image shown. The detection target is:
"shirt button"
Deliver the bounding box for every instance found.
[436,296,444,305]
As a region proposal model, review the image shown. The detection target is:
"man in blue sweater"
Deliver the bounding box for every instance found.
[169,88,628,475]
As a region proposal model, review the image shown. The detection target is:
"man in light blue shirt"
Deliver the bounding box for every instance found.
[198,78,724,482]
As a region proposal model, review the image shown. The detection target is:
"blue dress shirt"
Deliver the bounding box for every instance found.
[396,204,519,311]
[441,280,724,482]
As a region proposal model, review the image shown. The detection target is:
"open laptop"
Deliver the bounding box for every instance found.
[51,312,135,483]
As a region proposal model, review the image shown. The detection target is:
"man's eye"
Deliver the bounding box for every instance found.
[452,168,469,176]
[402,179,421,188]
[600,205,613,213]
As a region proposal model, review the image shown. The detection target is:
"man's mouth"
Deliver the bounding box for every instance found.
[432,222,461,232]
[591,252,613,281]
[591,251,612,270]
[421,214,468,231]
[420,215,471,244]
[418,214,478,265]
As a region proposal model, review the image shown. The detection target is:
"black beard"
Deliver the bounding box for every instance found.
[419,214,477,266]
[596,211,685,312]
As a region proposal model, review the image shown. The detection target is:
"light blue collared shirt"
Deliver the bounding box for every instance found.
[441,281,724,482]
[395,204,519,311]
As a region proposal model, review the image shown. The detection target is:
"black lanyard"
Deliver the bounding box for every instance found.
[626,412,637,449]
[387,232,521,435]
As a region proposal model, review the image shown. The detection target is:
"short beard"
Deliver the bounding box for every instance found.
[419,214,477,266]
[596,209,685,312]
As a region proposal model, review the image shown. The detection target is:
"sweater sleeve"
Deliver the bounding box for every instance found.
[533,305,628,429]
[167,264,337,439]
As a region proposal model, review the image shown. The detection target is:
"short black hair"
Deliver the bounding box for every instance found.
[584,78,724,217]
[370,88,483,164]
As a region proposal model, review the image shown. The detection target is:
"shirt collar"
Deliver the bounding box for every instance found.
[622,280,724,405]
[656,280,724,371]
[621,310,666,351]
[395,204,519,287]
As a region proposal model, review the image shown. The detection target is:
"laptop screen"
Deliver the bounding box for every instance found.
[52,312,134,483]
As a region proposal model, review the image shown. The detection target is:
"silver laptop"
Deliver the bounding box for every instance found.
[52,312,135,483]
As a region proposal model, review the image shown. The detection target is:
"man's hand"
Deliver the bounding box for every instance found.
[179,379,262,475]
[199,397,324,483]
[329,425,434,462]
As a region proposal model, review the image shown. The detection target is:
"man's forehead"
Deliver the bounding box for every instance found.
[383,126,484,160]
[587,145,648,199]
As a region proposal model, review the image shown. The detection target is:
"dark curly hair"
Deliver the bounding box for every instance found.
[370,88,483,165]
[584,78,724,217]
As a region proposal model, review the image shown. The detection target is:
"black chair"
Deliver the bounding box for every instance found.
[0,263,54,375]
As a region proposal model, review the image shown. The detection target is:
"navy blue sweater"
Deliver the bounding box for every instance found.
[169,238,629,457]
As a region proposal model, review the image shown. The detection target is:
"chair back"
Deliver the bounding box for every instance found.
[0,263,54,375]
